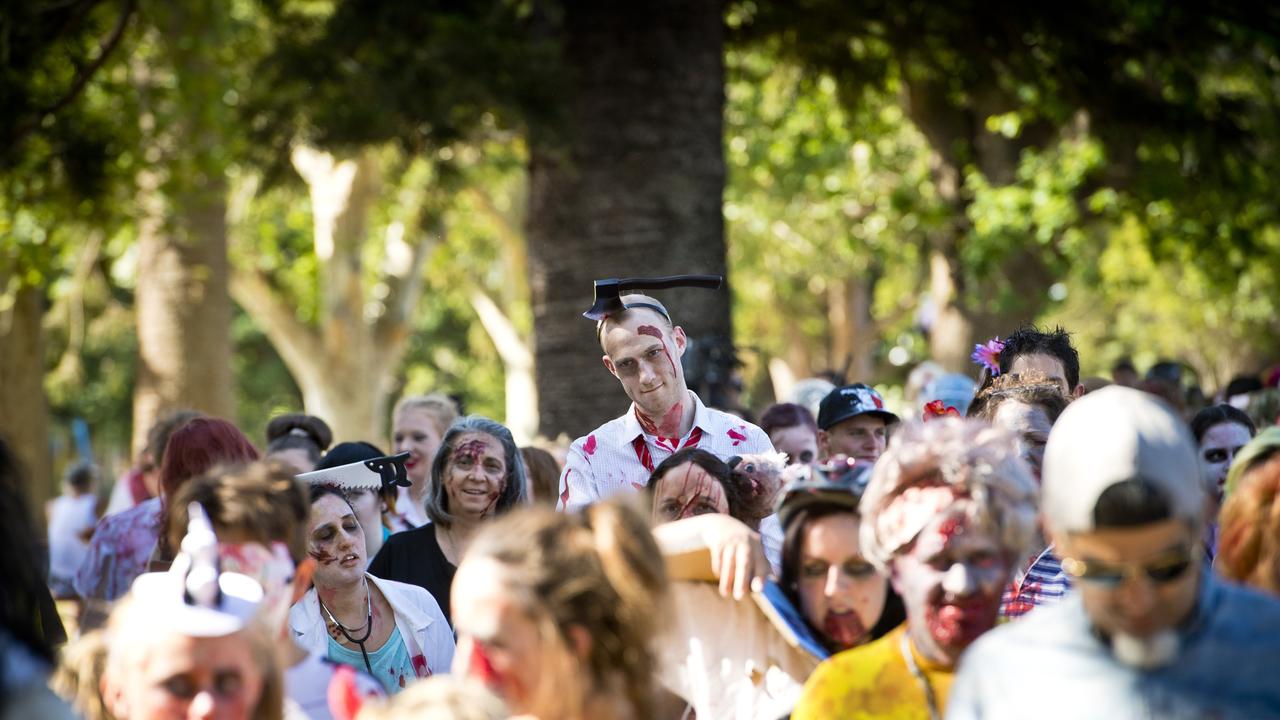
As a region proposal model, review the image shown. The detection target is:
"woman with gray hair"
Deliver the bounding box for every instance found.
[793,418,1038,720]
[368,416,528,625]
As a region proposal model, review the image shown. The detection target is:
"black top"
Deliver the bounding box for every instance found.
[368,523,457,626]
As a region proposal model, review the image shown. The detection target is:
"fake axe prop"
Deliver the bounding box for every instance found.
[582,274,723,321]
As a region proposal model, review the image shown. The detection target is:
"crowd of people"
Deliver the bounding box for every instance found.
[4,284,1280,720]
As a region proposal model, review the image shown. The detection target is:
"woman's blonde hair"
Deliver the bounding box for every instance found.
[464,500,669,718]
[393,394,459,437]
[51,629,112,720]
[1217,453,1280,594]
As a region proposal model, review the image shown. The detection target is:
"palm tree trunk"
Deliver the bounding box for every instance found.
[527,0,730,438]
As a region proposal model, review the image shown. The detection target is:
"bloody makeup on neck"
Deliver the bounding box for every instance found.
[637,401,685,438]
[893,507,1011,666]
[652,461,729,522]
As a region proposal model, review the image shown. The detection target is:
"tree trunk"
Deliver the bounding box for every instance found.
[469,290,537,444]
[133,183,235,452]
[827,275,877,383]
[527,0,729,438]
[230,149,432,445]
[130,2,236,454]
[0,283,53,523]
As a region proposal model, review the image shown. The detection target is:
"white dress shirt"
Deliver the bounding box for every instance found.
[557,391,783,567]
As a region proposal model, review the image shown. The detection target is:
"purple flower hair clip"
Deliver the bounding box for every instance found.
[971,336,1005,376]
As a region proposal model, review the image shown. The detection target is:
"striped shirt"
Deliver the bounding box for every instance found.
[557,391,783,566]
[999,544,1071,620]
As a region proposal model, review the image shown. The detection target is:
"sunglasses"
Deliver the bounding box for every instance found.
[1203,446,1244,464]
[1060,547,1195,587]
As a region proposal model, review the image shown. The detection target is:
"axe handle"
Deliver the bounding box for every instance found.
[613,274,723,292]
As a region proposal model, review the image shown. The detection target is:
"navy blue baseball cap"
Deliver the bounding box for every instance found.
[817,383,899,430]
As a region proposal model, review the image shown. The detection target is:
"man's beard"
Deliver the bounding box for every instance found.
[1110,629,1180,669]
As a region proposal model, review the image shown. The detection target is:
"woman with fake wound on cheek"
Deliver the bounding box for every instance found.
[290,484,455,696]
[368,416,530,627]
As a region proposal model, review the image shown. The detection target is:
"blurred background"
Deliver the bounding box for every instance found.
[3,0,1279,514]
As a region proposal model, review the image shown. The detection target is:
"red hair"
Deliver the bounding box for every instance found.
[1217,454,1280,595]
[759,402,818,436]
[159,417,260,501]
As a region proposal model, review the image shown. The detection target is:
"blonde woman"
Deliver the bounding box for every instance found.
[451,501,668,720]
[391,395,459,529]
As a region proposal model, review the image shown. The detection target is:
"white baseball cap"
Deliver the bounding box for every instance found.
[1042,386,1202,533]
[129,504,264,637]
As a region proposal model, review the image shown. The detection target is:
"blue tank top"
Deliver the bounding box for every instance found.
[326,625,419,695]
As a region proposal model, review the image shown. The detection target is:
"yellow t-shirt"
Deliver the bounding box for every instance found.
[792,625,953,720]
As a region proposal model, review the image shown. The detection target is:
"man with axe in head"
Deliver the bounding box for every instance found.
[558,275,785,567]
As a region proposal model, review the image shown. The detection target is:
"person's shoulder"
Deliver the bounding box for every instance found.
[1212,577,1280,629]
[796,631,897,717]
[373,575,451,627]
[576,410,636,444]
[701,407,773,448]
[371,575,440,608]
[382,523,437,551]
[967,596,1083,662]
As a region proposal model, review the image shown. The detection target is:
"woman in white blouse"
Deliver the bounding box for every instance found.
[290,485,454,695]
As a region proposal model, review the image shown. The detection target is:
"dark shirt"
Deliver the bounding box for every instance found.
[368,523,456,626]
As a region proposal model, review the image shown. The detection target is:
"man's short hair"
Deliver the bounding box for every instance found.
[597,294,675,349]
[998,325,1081,390]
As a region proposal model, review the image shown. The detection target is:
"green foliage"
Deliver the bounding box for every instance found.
[725,47,934,378]
[232,307,304,446]
[1044,216,1280,389]
[243,0,559,171]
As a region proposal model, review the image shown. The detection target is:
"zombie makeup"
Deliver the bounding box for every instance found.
[891,507,1012,666]
[732,452,788,521]
[343,488,384,562]
[636,325,679,375]
[1200,422,1253,500]
[652,462,730,522]
[797,513,886,652]
[308,494,366,587]
[602,317,687,437]
[452,557,545,713]
[991,401,1054,482]
[770,424,819,466]
[444,433,509,519]
[219,541,297,636]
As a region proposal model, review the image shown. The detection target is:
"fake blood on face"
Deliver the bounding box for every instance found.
[636,324,678,375]
[309,548,337,565]
[468,642,506,694]
[822,609,868,650]
[453,439,488,464]
[925,592,1001,649]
